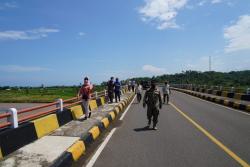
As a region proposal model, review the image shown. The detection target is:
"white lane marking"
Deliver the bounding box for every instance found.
[174,90,250,116]
[85,95,136,167]
[85,128,117,167]
[119,95,136,120]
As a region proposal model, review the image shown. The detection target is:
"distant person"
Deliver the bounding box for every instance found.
[143,80,162,130]
[114,78,121,103]
[78,77,93,119]
[162,81,171,104]
[128,80,132,91]
[135,83,142,103]
[107,77,115,103]
[132,80,136,92]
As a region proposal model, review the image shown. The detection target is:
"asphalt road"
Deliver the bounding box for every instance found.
[84,90,250,167]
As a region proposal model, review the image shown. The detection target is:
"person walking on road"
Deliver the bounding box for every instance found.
[135,83,142,103]
[143,80,162,130]
[114,78,121,103]
[107,77,115,103]
[78,77,93,119]
[132,80,136,92]
[128,80,132,92]
[162,81,171,104]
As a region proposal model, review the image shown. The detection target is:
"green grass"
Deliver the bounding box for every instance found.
[0,86,105,103]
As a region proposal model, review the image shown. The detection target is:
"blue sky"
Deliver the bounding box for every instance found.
[0,0,250,86]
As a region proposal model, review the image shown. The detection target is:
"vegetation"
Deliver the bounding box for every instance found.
[126,70,250,92]
[1,70,249,103]
[0,85,105,103]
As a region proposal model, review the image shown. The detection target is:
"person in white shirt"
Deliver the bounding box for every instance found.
[162,81,171,104]
[135,83,142,103]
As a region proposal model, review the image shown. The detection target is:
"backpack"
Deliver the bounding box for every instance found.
[115,81,121,91]
[81,86,90,100]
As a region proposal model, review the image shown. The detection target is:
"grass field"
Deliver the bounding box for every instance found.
[0,86,105,103]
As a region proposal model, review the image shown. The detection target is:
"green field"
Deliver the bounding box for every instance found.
[0,86,105,103]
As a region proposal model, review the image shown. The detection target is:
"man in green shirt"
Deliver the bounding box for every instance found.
[143,80,162,130]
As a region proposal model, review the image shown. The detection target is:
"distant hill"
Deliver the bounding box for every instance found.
[127,70,250,88]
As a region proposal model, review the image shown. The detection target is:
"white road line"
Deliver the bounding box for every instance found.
[85,128,117,167]
[85,95,136,167]
[175,90,250,116]
[119,95,136,120]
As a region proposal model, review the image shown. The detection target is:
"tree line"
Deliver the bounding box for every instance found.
[126,70,250,88]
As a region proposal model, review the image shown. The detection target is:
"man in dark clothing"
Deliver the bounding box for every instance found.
[143,80,162,130]
[107,77,115,103]
[114,78,121,103]
[132,80,136,92]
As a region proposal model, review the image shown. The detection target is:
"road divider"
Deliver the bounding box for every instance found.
[172,88,250,114]
[67,140,85,161]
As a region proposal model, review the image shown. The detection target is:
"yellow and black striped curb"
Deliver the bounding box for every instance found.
[51,93,135,167]
[186,87,250,101]
[0,89,132,160]
[172,88,250,113]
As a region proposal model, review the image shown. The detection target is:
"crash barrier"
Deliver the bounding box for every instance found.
[172,84,250,101]
[172,87,250,113]
[0,86,130,159]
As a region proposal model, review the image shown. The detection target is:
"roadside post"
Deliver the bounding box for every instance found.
[8,108,18,128]
[56,98,63,112]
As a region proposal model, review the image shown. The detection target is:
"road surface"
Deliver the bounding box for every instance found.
[83,90,250,167]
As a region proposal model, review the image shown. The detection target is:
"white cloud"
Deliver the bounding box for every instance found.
[142,65,166,74]
[211,0,222,4]
[196,0,227,7]
[0,65,50,72]
[0,2,18,10]
[0,27,59,41]
[224,15,250,53]
[79,32,85,36]
[138,0,188,30]
[198,0,206,6]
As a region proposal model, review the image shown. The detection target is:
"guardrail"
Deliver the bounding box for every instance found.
[171,84,250,94]
[0,87,125,129]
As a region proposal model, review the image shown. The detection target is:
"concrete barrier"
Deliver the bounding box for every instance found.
[32,114,59,139]
[0,89,135,166]
[0,122,37,158]
[89,100,98,111]
[67,140,85,161]
[70,105,84,120]
[172,87,249,114]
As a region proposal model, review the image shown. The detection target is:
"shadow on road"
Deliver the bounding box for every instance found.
[134,126,154,132]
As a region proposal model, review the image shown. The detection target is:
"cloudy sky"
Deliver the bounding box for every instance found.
[0,0,250,86]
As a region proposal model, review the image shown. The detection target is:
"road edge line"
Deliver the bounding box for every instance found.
[86,94,136,167]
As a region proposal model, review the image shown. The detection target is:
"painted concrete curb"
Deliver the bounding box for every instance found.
[172,88,250,113]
